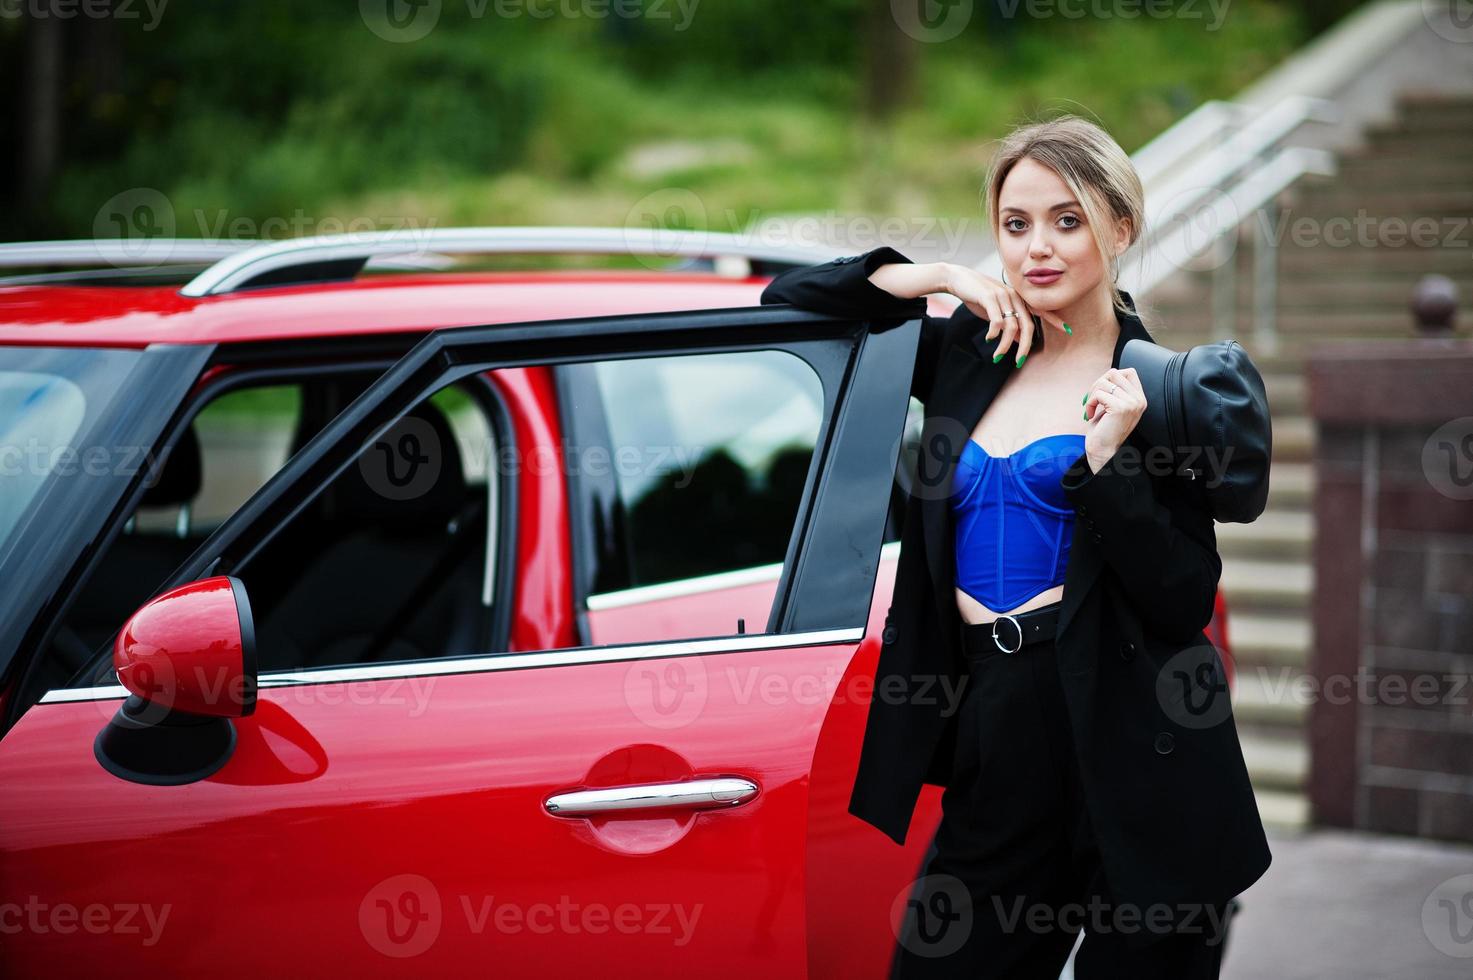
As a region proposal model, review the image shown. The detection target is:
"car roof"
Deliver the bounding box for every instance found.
[0,272,776,348]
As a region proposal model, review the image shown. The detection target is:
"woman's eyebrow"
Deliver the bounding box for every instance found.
[1000,200,1081,215]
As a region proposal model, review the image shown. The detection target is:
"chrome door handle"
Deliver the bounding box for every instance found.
[544,777,758,817]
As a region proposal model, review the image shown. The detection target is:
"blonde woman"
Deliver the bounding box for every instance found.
[761,115,1269,978]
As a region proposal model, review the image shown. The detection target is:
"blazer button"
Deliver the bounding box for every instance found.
[1091,531,1103,543]
[1154,732,1175,755]
[1118,640,1136,662]
[883,625,898,645]
[1077,505,1089,516]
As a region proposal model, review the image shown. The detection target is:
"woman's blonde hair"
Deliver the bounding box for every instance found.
[982,114,1145,320]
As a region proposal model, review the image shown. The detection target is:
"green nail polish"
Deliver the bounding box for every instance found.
[1063,323,1072,334]
[1083,411,1088,420]
[1081,392,1087,404]
[992,353,1002,363]
[1015,355,1027,368]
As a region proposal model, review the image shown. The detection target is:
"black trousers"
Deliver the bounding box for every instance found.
[889,605,1234,979]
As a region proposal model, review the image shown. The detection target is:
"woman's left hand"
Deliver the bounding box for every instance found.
[1083,367,1147,472]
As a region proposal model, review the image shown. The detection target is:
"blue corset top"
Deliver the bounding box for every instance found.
[950,432,1088,612]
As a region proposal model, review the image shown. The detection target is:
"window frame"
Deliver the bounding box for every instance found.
[58,306,921,692]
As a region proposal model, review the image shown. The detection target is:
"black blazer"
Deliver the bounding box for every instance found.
[761,246,1271,923]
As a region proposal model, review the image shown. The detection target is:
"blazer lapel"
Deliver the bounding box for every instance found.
[918,290,1155,638]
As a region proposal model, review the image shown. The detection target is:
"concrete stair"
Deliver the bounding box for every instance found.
[1142,93,1473,829]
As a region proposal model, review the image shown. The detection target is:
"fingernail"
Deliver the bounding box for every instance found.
[993,353,1003,363]
[1063,323,1073,334]
[1015,355,1026,368]
[1083,411,1089,420]
[1081,392,1087,404]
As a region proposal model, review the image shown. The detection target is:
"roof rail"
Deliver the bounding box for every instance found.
[0,239,249,269]
[178,227,845,297]
[0,238,458,289]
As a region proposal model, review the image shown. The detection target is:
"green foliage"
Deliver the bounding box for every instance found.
[7,0,1332,240]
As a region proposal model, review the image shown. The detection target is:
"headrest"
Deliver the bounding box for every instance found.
[141,425,201,508]
[326,401,467,531]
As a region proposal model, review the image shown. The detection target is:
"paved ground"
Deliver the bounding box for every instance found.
[1220,827,1473,979]
[1053,826,1473,978]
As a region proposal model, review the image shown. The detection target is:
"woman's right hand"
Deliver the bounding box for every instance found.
[945,265,1068,366]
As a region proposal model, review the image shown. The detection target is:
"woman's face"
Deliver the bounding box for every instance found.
[996,156,1124,313]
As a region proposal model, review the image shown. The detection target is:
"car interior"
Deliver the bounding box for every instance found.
[38,368,503,697]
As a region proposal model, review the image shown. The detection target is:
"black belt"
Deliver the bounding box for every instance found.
[959,601,1062,662]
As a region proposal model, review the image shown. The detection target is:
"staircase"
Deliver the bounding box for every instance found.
[1141,93,1473,830]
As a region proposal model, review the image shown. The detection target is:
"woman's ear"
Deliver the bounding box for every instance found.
[1113,215,1133,255]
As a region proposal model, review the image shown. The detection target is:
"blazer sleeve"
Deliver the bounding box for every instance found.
[759,245,953,404]
[1059,447,1222,643]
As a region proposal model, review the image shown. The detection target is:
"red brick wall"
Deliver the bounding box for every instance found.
[1307,340,1473,841]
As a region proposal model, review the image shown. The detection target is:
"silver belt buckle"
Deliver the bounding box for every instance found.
[991,613,1024,654]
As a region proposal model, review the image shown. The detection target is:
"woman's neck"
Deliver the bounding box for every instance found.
[1038,285,1120,360]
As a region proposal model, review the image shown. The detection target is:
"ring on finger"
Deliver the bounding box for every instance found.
[1001,310,1017,319]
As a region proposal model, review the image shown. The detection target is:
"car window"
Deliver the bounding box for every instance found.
[884,396,925,544]
[591,349,823,587]
[0,348,140,555]
[235,374,503,673]
[41,370,387,689]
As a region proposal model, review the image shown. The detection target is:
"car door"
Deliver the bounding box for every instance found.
[0,306,921,977]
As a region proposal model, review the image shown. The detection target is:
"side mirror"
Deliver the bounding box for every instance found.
[95,576,258,785]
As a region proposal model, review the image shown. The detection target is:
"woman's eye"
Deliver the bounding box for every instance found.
[1005,219,1026,232]
[1059,214,1080,229]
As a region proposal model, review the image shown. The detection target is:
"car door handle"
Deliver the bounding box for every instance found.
[544,777,758,817]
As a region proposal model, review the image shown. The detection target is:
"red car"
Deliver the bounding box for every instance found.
[0,228,1232,975]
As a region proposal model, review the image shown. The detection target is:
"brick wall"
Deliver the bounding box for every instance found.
[1307,339,1473,842]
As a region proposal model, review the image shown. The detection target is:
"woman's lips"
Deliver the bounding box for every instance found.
[1025,270,1063,285]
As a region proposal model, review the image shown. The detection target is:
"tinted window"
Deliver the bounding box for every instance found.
[592,349,823,587]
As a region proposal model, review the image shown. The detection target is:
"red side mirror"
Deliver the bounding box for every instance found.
[96,576,259,785]
[113,575,257,718]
